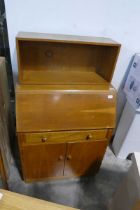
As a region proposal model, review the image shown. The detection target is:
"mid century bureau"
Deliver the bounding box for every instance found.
[16,32,121,182]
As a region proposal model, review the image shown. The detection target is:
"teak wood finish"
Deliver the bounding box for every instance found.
[16,32,120,182]
[64,139,108,177]
[20,142,66,180]
[16,32,120,84]
[18,129,108,146]
[16,84,116,132]
[18,130,111,182]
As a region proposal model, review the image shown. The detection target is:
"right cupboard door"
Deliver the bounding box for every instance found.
[64,139,108,177]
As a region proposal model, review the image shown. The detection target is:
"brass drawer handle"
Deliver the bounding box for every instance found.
[41,137,48,143]
[58,155,64,161]
[86,134,93,140]
[67,155,72,160]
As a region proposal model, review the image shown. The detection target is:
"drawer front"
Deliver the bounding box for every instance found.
[16,86,116,132]
[18,129,110,146]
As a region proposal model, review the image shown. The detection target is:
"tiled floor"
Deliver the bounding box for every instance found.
[8,147,131,210]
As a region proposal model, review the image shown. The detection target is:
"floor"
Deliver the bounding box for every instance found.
[8,147,131,210]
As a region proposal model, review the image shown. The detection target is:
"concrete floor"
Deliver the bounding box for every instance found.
[8,147,131,210]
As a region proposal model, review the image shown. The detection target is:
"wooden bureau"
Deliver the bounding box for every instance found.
[16,32,120,182]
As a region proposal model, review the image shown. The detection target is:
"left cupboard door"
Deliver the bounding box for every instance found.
[19,142,66,182]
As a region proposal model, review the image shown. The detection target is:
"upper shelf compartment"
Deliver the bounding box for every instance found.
[16,32,121,85]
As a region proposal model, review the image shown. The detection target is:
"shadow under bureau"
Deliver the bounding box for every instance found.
[15,32,120,182]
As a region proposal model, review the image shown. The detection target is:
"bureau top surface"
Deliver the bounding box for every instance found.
[17,31,120,46]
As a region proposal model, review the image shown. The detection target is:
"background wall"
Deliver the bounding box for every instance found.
[4,0,140,90]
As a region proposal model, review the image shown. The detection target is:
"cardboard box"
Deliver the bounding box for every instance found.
[124,54,140,109]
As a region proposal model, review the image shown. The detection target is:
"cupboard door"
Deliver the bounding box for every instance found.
[64,139,108,177]
[20,143,66,181]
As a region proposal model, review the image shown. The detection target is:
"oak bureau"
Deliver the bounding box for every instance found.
[16,32,121,182]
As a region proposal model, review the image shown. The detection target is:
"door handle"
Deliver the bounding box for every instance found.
[67,155,72,160]
[86,134,93,140]
[58,155,64,161]
[41,137,48,143]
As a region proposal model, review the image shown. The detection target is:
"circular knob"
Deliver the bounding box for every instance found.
[86,134,93,140]
[67,155,72,160]
[41,137,48,143]
[58,155,64,161]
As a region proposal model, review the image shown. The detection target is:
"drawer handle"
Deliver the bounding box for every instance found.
[67,155,72,160]
[58,155,64,161]
[41,137,48,143]
[86,134,93,140]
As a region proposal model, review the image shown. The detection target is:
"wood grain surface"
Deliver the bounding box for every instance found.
[20,142,66,180]
[15,32,119,182]
[16,84,116,132]
[18,129,108,146]
[17,130,112,181]
[64,139,108,176]
[17,31,120,45]
[0,189,79,210]
[16,32,120,84]
[0,57,11,188]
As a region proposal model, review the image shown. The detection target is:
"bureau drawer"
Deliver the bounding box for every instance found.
[18,129,109,146]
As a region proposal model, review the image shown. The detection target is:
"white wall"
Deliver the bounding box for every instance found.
[4,0,140,89]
